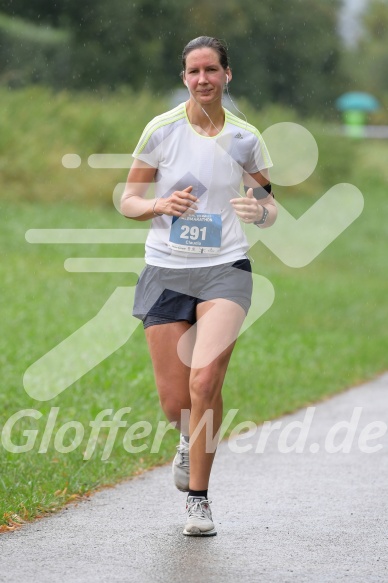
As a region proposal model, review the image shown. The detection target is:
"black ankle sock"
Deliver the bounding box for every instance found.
[189,489,208,499]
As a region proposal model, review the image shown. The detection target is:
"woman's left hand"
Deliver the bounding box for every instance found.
[230,188,265,223]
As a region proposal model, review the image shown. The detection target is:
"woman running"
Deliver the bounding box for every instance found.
[121,36,277,536]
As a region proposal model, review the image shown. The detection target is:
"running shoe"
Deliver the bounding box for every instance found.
[172,433,190,492]
[183,496,217,536]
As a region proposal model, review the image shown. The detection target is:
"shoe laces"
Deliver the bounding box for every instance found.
[186,498,212,521]
[176,443,190,469]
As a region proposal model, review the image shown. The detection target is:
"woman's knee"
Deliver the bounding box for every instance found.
[158,391,190,423]
[189,372,223,404]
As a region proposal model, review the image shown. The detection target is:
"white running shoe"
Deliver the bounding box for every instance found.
[172,434,190,492]
[183,496,217,537]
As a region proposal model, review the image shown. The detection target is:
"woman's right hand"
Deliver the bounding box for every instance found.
[158,186,198,217]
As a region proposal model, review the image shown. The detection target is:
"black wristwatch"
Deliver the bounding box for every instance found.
[254,205,269,226]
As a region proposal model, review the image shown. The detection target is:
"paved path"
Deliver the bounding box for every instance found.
[1,373,388,582]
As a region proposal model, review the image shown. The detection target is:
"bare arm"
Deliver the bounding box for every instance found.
[120,159,198,221]
[230,169,278,228]
[120,159,159,221]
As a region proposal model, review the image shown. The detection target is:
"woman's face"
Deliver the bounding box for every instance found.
[183,48,231,106]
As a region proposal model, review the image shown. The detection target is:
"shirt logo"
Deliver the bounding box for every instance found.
[234,132,244,139]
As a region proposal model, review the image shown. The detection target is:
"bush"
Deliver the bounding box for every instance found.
[0,13,71,89]
[0,86,168,205]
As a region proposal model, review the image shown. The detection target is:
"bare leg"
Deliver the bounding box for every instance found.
[186,299,246,490]
[145,300,246,489]
[145,321,192,435]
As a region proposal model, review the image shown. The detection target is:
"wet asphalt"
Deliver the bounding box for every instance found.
[0,373,387,582]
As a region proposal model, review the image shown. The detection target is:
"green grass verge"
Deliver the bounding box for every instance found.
[0,88,387,530]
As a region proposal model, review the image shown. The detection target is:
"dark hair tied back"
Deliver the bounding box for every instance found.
[181,36,229,75]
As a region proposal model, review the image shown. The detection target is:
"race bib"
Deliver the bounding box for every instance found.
[168,213,222,254]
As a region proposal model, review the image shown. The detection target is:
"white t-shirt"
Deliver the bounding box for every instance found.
[133,102,273,268]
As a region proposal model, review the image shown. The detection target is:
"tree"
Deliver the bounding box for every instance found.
[357,0,388,95]
[0,0,347,116]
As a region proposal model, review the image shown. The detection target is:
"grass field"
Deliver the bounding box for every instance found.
[0,88,387,531]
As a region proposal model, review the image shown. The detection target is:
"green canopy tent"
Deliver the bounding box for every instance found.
[336,92,380,137]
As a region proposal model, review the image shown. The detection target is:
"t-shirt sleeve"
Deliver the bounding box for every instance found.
[132,119,161,168]
[243,131,273,173]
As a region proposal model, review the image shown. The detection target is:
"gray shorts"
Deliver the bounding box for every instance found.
[133,258,253,328]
